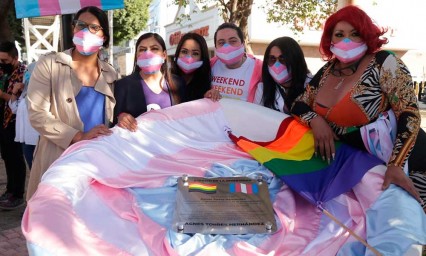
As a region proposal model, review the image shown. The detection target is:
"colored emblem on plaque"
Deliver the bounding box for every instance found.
[229,183,258,194]
[188,182,217,194]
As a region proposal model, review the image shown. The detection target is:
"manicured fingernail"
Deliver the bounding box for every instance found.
[332,153,335,160]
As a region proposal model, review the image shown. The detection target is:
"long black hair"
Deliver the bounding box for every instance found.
[261,36,309,111]
[133,32,180,104]
[171,32,211,102]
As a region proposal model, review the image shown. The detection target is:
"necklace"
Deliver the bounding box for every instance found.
[334,77,346,90]
[330,57,363,77]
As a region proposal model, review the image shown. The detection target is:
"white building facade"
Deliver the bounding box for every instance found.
[117,0,426,80]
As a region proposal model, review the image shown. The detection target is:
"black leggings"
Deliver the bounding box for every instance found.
[0,122,27,198]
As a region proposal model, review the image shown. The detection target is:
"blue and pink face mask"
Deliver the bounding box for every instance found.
[215,43,245,65]
[176,55,203,74]
[72,28,104,56]
[330,38,367,63]
[268,61,291,84]
[136,51,165,74]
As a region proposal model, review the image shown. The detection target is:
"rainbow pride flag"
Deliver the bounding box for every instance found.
[15,0,124,19]
[229,117,384,204]
[188,182,217,194]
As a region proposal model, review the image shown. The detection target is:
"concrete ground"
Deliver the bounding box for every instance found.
[0,159,29,256]
[1,101,426,256]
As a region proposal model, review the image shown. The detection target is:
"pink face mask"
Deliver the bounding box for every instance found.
[215,43,245,65]
[330,38,367,63]
[72,28,104,56]
[177,55,203,74]
[268,62,291,84]
[137,51,164,74]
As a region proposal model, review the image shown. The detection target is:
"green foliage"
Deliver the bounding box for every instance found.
[0,0,23,44]
[172,0,337,53]
[8,2,24,45]
[113,0,150,46]
[262,0,337,32]
[174,0,337,33]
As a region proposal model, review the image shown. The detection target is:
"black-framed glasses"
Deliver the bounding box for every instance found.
[267,55,286,66]
[72,20,103,34]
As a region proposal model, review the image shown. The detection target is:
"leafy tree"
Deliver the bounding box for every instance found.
[262,0,337,32]
[0,0,24,44]
[175,0,337,53]
[113,0,150,46]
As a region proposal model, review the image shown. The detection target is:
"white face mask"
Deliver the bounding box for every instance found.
[215,44,245,65]
[72,28,104,56]
[136,51,164,74]
[268,62,291,84]
[330,38,367,63]
[177,56,203,74]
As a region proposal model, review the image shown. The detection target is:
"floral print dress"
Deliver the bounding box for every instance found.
[291,50,420,169]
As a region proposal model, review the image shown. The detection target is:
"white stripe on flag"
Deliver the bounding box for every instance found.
[59,0,81,15]
[240,183,247,194]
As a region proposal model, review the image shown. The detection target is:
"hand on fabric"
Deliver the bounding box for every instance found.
[12,82,24,94]
[117,112,138,132]
[382,165,421,203]
[71,124,112,144]
[310,116,339,163]
[204,89,222,102]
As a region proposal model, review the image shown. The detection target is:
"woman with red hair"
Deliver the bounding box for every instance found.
[291,5,426,209]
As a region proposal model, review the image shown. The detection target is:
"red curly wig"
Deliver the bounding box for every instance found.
[319,5,388,61]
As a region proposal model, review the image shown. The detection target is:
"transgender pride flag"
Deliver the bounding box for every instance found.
[15,0,124,19]
[230,183,258,194]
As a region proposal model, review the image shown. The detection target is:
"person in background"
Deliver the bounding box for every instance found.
[418,81,423,101]
[0,41,27,210]
[171,32,220,102]
[8,62,39,170]
[113,32,184,132]
[290,5,425,208]
[26,6,118,200]
[210,23,262,102]
[254,36,312,114]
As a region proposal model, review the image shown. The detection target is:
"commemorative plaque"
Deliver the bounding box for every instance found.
[172,175,277,234]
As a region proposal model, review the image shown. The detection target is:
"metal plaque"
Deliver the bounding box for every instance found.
[172,175,277,234]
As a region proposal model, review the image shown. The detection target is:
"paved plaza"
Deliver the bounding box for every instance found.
[0,159,28,256]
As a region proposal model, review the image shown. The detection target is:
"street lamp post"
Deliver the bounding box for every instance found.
[108,10,113,65]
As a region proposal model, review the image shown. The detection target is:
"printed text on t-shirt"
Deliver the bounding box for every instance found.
[212,76,246,87]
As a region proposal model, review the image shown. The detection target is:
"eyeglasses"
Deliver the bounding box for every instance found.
[267,55,286,66]
[73,20,103,34]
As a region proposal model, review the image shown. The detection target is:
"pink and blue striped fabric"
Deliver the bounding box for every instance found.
[21,99,426,255]
[15,0,124,18]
